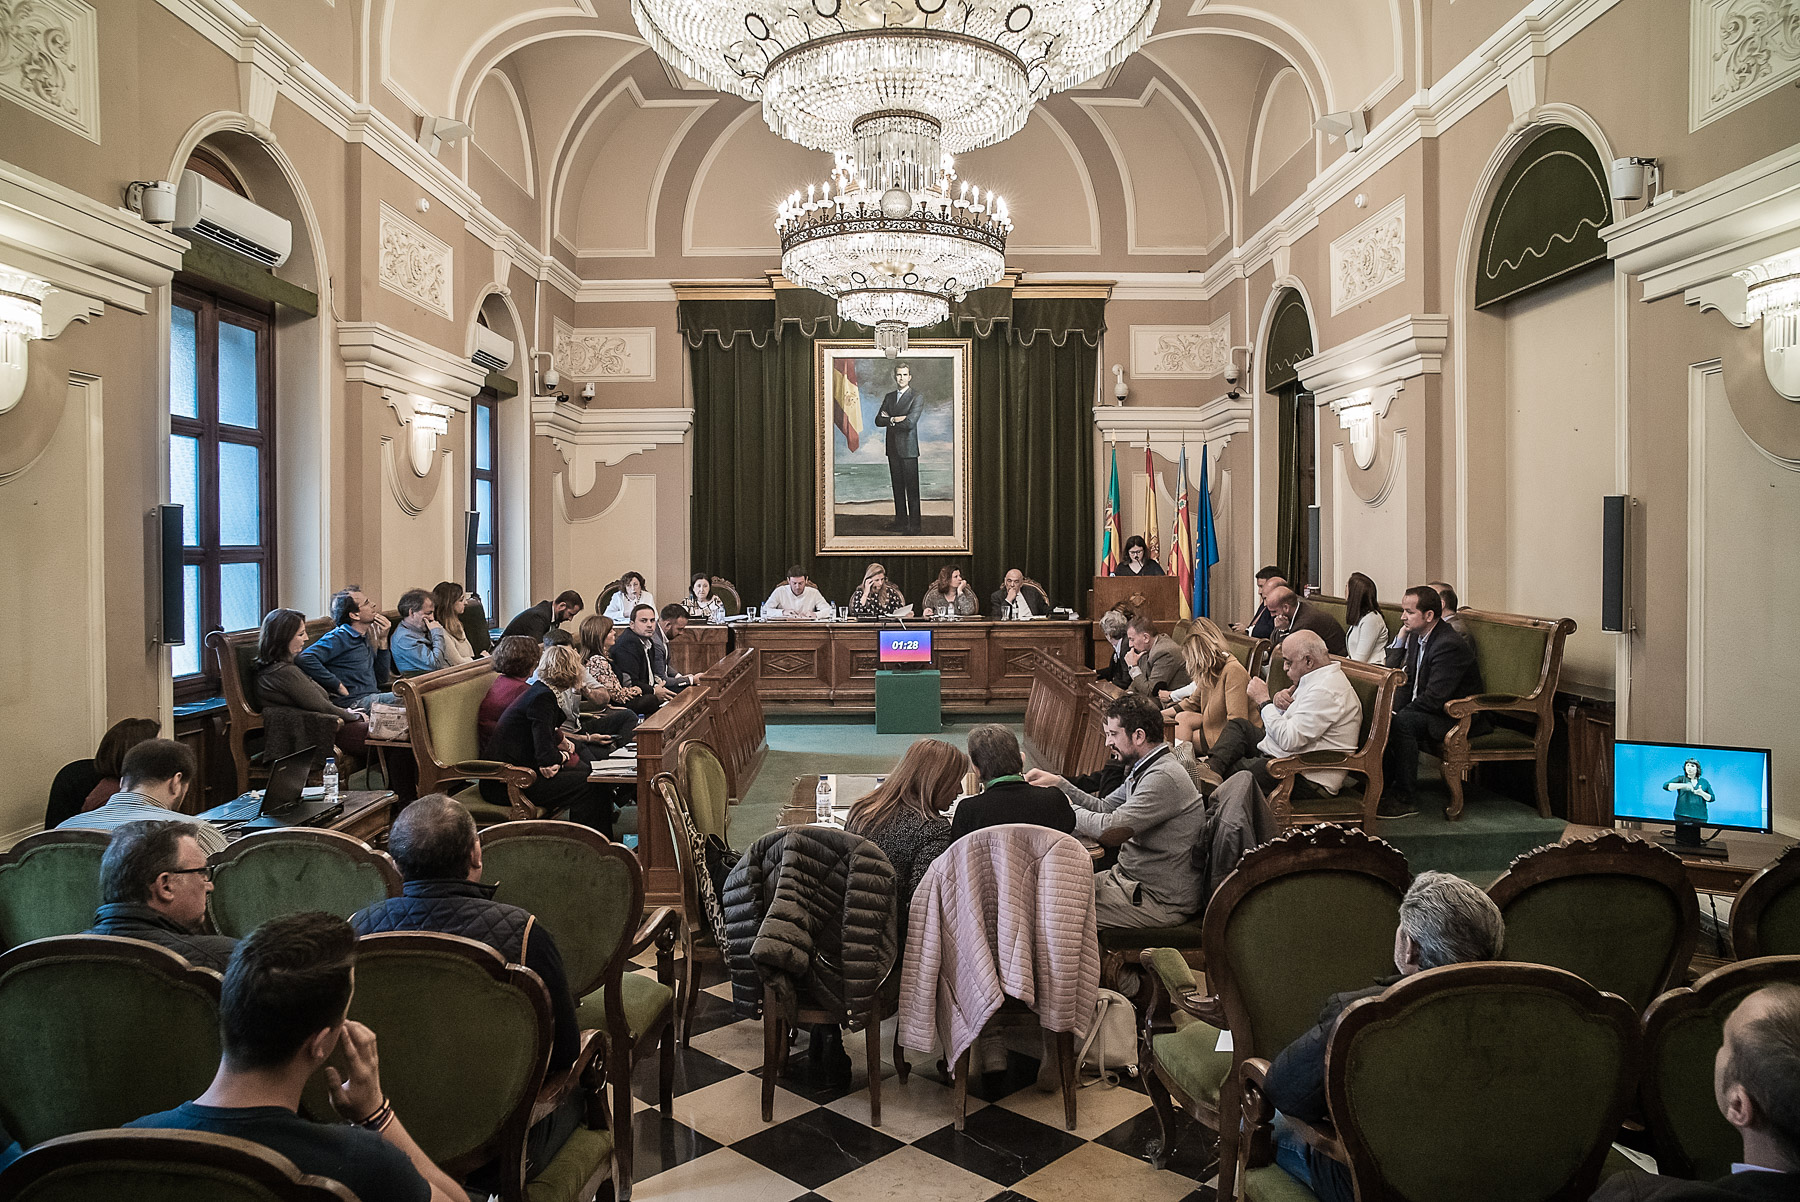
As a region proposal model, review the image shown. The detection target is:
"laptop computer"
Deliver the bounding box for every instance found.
[207,748,343,832]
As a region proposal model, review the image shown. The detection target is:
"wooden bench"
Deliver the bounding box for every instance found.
[1434,608,1575,819]
[393,659,537,823]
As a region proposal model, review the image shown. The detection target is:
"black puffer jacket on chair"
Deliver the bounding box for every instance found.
[723,825,897,1024]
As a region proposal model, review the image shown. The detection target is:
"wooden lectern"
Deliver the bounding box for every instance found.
[1086,575,1183,671]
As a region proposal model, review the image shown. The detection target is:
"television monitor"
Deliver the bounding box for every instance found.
[1612,740,1773,834]
[878,628,932,666]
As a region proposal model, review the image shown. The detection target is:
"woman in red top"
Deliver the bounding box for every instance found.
[476,635,540,749]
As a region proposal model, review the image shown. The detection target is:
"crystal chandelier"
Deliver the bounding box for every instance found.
[778,114,1010,354]
[631,0,1161,156]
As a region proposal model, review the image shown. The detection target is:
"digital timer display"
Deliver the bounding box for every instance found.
[878,629,933,664]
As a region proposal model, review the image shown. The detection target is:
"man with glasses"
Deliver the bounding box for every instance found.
[85,819,238,970]
[297,585,396,709]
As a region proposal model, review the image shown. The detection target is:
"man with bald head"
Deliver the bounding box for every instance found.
[1236,630,1363,798]
[990,568,1051,619]
[1596,984,1800,1199]
[1266,585,1348,659]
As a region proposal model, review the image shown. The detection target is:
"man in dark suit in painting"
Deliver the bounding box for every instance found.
[875,362,923,534]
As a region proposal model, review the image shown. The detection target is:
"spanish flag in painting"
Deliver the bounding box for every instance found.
[833,358,863,452]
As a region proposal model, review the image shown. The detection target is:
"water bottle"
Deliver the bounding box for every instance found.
[816,776,833,823]
[323,757,340,805]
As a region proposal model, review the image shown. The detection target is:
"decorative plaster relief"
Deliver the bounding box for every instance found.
[1691,0,1800,130]
[1129,315,1231,379]
[0,0,98,143]
[378,202,453,319]
[1330,196,1406,315]
[551,319,655,382]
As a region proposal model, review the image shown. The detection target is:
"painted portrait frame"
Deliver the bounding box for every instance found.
[815,339,972,555]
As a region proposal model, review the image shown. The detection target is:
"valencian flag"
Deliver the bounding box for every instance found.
[1143,443,1161,562]
[1101,445,1123,575]
[833,358,863,452]
[1170,445,1195,619]
[1196,444,1221,618]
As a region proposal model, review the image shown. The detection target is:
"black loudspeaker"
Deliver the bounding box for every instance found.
[1307,505,1322,590]
[1602,495,1628,633]
[157,504,185,644]
[464,510,480,589]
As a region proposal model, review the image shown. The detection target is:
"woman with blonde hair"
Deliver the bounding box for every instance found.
[848,562,908,618]
[845,738,969,919]
[482,643,616,835]
[431,580,476,665]
[1161,618,1255,755]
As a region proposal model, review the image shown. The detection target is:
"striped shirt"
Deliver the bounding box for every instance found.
[57,792,228,856]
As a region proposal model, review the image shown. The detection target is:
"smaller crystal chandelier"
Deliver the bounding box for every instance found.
[1742,252,1800,356]
[777,114,1010,355]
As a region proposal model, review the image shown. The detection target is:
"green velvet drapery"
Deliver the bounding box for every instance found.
[683,297,1102,610]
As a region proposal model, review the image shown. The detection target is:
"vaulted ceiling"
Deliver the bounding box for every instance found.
[371,0,1415,274]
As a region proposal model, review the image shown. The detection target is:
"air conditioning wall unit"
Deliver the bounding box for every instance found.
[472,324,515,373]
[173,169,292,267]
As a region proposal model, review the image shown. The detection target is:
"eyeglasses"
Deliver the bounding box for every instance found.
[167,864,217,882]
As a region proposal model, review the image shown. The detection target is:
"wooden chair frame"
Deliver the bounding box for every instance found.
[1434,609,1576,820]
[394,660,538,820]
[706,576,743,616]
[1731,843,1800,959]
[206,827,402,936]
[0,1129,359,1201]
[1140,824,1412,1199]
[208,628,268,797]
[652,772,727,1047]
[950,1001,1076,1131]
[477,820,677,1200]
[1221,632,1270,681]
[1640,955,1800,1179]
[1486,830,1700,1008]
[760,977,908,1128]
[1239,962,1641,1202]
[1261,658,1405,830]
[353,931,609,1202]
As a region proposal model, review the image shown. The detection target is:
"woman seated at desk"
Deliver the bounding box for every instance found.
[921,566,978,617]
[847,562,909,618]
[683,572,729,623]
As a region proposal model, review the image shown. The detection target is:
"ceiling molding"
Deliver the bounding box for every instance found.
[338,320,486,411]
[532,398,693,495]
[1294,313,1447,405]
[1028,272,1208,301]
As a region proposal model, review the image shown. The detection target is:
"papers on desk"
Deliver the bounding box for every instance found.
[589,745,639,781]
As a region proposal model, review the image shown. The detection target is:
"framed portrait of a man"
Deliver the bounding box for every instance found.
[815,339,971,554]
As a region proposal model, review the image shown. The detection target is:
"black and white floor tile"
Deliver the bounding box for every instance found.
[621,957,1220,1202]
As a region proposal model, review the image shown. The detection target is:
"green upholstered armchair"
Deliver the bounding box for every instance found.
[1237,962,1641,1202]
[680,740,733,839]
[207,828,402,939]
[0,1129,360,1201]
[1222,632,1270,680]
[395,660,538,824]
[478,820,677,1200]
[0,829,110,950]
[1262,658,1405,830]
[1139,824,1412,1199]
[1731,844,1800,958]
[1487,830,1700,1012]
[707,576,743,616]
[1641,955,1800,1181]
[0,936,221,1149]
[325,931,612,1202]
[1431,609,1575,820]
[654,771,727,1047]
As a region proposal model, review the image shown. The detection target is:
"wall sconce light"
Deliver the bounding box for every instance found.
[0,268,51,415]
[1740,251,1800,400]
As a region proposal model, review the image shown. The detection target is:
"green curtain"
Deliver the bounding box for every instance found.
[1275,384,1303,584]
[684,297,1100,609]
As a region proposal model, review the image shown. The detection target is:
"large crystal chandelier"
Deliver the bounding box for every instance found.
[777,113,1010,354]
[631,0,1161,156]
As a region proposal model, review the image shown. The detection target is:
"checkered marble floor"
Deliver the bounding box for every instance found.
[621,956,1220,1202]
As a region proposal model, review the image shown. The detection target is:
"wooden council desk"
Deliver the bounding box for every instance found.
[738,617,1088,708]
[1563,823,1796,894]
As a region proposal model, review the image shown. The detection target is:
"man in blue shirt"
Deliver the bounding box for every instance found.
[390,587,450,675]
[297,586,395,707]
[128,912,463,1202]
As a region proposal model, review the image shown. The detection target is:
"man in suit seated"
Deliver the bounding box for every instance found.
[990,568,1052,619]
[1123,614,1191,697]
[610,603,678,712]
[1597,984,1800,1200]
[951,724,1075,841]
[128,912,464,1202]
[1380,584,1484,818]
[1232,565,1286,640]
[1265,586,1349,659]
[1263,871,1506,1202]
[501,590,585,642]
[85,820,238,971]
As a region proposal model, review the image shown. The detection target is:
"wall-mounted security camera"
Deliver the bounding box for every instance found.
[1314,109,1368,153]
[580,382,596,400]
[541,368,560,391]
[1223,362,1242,399]
[1610,157,1661,202]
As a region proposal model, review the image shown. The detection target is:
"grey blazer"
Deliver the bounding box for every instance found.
[1127,635,1192,696]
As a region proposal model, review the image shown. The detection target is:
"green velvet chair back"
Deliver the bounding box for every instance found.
[1266,649,1292,694]
[1204,825,1411,1059]
[1731,844,1800,958]
[0,936,222,1148]
[0,831,111,950]
[479,821,640,999]
[420,670,492,765]
[1462,614,1549,699]
[1488,832,1700,1012]
[1641,956,1800,1181]
[0,1129,360,1201]
[1327,962,1640,1202]
[1311,597,1347,630]
[327,932,552,1174]
[207,829,402,939]
[1306,595,1404,641]
[1347,670,1382,745]
[680,740,731,841]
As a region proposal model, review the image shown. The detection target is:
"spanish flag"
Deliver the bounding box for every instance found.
[1144,444,1161,563]
[833,360,863,452]
[1170,445,1194,619]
